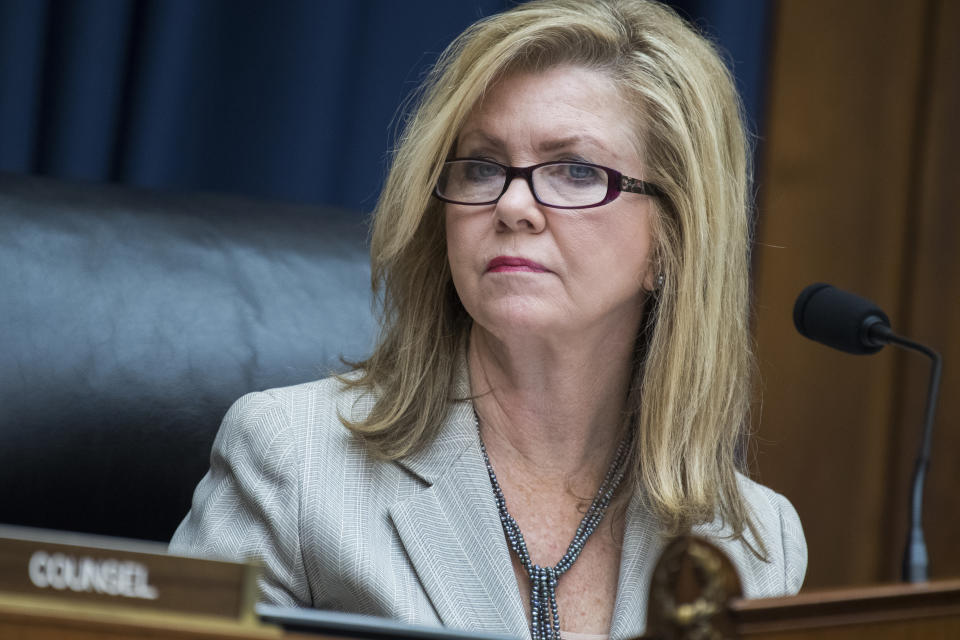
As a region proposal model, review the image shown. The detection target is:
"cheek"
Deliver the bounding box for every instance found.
[445,205,495,263]
[444,210,470,270]
[444,209,480,298]
[570,213,653,280]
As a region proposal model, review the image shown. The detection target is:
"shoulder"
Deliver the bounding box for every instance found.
[171,372,379,552]
[220,373,375,446]
[693,473,807,598]
[169,373,383,606]
[737,474,807,591]
[260,371,375,419]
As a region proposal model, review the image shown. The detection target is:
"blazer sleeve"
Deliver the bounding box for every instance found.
[771,489,807,594]
[169,391,311,607]
[719,475,808,598]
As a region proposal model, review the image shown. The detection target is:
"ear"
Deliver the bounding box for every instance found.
[642,234,663,293]
[642,249,662,292]
[642,267,658,293]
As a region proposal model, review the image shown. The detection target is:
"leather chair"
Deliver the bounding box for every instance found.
[0,172,376,542]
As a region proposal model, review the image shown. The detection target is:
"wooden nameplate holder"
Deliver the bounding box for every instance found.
[0,524,278,639]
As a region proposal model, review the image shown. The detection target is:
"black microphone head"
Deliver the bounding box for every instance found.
[793,283,891,355]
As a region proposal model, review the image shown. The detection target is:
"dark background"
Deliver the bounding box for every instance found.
[0,0,770,212]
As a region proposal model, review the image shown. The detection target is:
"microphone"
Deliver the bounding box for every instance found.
[793,283,943,583]
[792,282,890,354]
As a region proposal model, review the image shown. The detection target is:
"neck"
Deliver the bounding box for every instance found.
[468,323,636,490]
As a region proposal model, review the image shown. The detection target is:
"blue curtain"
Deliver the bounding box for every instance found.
[0,0,771,212]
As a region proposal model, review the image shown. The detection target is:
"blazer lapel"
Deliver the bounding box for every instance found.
[388,397,528,638]
[609,493,665,640]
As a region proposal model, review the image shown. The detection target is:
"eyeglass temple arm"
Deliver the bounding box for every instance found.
[620,176,664,198]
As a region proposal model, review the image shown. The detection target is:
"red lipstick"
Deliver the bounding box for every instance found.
[486,256,549,273]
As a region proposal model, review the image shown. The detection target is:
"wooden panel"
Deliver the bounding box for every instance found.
[880,0,960,583]
[751,0,940,588]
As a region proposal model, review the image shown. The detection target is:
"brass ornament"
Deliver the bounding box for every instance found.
[644,536,743,640]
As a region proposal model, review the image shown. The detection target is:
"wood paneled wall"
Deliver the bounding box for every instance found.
[752,0,959,589]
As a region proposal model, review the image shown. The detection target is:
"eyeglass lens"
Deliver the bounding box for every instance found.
[438,160,609,207]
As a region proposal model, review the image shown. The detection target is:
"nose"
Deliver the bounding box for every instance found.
[494,174,546,233]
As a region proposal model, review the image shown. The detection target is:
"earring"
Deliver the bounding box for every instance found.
[655,273,665,290]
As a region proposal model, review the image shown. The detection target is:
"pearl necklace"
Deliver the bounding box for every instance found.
[475,411,628,640]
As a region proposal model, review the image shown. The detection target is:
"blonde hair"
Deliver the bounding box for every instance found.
[342,0,757,544]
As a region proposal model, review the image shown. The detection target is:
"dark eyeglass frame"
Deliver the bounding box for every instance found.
[433,158,665,209]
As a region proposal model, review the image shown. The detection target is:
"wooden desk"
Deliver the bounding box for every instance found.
[3,530,959,639]
[731,580,960,639]
[643,537,960,639]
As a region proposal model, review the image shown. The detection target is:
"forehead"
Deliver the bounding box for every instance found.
[457,65,643,169]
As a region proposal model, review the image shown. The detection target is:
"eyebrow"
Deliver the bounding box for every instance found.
[537,135,605,153]
[457,130,505,151]
[457,131,606,155]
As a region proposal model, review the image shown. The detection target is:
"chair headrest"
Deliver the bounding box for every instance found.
[0,172,376,540]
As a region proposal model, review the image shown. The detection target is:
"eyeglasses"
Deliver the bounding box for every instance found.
[434,158,664,209]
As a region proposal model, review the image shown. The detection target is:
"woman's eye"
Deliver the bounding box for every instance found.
[565,163,601,181]
[465,162,501,181]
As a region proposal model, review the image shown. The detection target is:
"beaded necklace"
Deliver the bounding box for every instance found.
[475,410,628,640]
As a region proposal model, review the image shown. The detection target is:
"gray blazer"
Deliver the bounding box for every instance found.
[169,373,806,639]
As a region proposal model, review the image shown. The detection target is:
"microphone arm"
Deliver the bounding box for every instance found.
[868,324,943,583]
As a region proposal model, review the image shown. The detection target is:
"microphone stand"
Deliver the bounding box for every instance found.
[869,324,943,583]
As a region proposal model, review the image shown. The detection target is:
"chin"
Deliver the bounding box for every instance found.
[473,300,572,338]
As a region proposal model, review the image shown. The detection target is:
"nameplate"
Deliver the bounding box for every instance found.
[0,526,260,621]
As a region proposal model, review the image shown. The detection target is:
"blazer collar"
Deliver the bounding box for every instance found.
[389,356,528,636]
[388,399,529,637]
[610,492,665,640]
[392,358,477,486]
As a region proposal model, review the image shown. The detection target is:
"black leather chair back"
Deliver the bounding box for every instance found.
[0,173,375,541]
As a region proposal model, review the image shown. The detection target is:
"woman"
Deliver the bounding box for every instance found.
[170,1,806,638]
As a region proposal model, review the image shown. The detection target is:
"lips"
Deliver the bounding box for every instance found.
[486,256,550,273]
